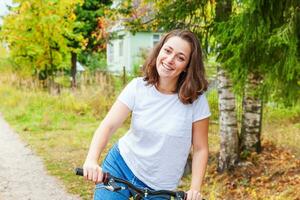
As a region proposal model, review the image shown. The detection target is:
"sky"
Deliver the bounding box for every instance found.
[0,0,13,25]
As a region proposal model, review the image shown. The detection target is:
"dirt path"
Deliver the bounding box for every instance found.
[0,114,81,200]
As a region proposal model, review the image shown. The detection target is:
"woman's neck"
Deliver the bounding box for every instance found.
[156,79,177,94]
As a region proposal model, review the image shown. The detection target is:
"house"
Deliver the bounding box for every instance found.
[107,27,163,73]
[76,61,85,72]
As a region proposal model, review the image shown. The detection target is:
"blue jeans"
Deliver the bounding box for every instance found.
[94,143,170,200]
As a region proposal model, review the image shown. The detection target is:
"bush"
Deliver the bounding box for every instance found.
[207,89,219,122]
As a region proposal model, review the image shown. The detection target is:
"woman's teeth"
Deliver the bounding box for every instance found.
[162,63,172,71]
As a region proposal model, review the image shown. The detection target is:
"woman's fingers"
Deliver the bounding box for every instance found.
[186,189,202,200]
[92,167,98,182]
[87,167,94,181]
[83,163,103,183]
[96,169,103,183]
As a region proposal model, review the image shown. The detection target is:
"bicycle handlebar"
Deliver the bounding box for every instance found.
[75,167,187,200]
[75,167,83,176]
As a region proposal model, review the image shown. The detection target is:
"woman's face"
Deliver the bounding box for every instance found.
[156,36,191,82]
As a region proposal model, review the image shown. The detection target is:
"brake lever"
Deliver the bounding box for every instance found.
[175,191,206,200]
[106,178,122,192]
[176,191,186,200]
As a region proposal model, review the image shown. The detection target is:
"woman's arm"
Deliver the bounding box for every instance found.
[83,100,131,183]
[186,118,209,200]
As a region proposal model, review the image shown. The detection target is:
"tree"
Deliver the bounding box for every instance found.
[217,0,300,153]
[115,0,215,52]
[69,0,112,88]
[154,0,214,51]
[240,73,263,153]
[112,0,156,33]
[215,0,239,172]
[0,0,83,89]
[217,67,239,172]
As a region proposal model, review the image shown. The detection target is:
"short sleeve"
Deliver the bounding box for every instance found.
[117,78,138,110]
[192,94,211,122]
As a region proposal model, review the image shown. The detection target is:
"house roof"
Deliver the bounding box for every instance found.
[76,62,85,72]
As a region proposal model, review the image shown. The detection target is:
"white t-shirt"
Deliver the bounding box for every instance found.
[118,77,211,190]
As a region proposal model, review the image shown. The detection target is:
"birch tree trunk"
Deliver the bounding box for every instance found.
[217,67,239,172]
[240,72,263,153]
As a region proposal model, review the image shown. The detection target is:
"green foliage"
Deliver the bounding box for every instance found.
[78,51,107,71]
[116,0,215,53]
[153,0,213,35]
[0,0,83,78]
[132,62,142,77]
[73,0,112,52]
[0,45,8,59]
[206,89,219,121]
[240,149,251,160]
[54,75,71,88]
[264,102,300,122]
[216,0,300,104]
[0,46,12,74]
[131,47,148,76]
[67,0,112,82]
[113,0,155,33]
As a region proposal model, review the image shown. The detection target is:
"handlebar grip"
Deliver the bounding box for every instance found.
[175,191,187,200]
[75,167,84,176]
[74,167,110,184]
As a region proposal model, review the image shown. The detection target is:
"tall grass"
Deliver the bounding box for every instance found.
[263,103,300,157]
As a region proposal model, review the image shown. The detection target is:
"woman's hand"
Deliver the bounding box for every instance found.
[83,160,103,183]
[186,189,203,200]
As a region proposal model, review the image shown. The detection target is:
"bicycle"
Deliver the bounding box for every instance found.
[75,167,190,200]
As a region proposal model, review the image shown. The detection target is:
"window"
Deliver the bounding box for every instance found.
[153,34,160,47]
[108,43,114,63]
[119,40,123,57]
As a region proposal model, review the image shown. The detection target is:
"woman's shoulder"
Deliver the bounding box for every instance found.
[125,77,142,87]
[193,92,209,105]
[131,77,150,87]
[133,76,144,82]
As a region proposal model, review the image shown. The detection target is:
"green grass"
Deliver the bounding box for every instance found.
[263,103,300,157]
[0,72,299,199]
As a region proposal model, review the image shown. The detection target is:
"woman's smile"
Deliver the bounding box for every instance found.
[161,63,174,72]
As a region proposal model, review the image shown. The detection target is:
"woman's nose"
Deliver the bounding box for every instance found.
[166,54,175,64]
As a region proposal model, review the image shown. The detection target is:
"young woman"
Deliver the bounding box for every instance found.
[83,29,210,200]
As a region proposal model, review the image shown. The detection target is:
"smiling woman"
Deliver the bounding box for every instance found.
[82,29,210,200]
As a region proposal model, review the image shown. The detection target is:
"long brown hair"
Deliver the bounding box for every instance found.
[143,29,208,104]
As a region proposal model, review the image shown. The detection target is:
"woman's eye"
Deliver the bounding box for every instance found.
[177,56,185,62]
[164,48,171,54]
